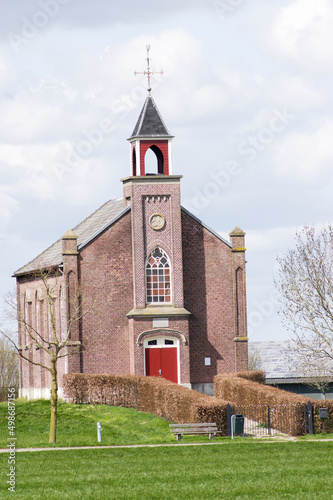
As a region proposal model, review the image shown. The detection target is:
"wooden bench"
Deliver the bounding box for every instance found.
[169,423,218,441]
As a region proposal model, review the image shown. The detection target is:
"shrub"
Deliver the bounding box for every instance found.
[64,373,333,437]
[63,374,229,431]
[214,374,307,405]
[235,371,266,384]
[214,373,310,436]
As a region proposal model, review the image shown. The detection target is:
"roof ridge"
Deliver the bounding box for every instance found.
[13,198,126,276]
[72,198,123,232]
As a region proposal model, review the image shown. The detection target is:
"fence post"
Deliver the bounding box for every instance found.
[307,401,313,435]
[303,404,307,434]
[227,403,231,437]
[268,405,271,435]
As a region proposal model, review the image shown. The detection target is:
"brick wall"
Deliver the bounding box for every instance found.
[123,176,184,309]
[16,272,67,398]
[16,193,247,395]
[182,211,248,384]
[79,210,134,375]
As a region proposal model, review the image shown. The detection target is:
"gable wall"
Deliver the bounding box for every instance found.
[182,211,243,383]
[79,211,134,375]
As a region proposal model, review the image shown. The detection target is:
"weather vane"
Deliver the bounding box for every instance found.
[134,45,163,95]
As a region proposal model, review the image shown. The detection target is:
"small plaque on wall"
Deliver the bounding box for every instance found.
[149,213,165,231]
[153,318,169,328]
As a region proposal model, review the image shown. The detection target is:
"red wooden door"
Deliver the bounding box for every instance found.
[145,348,178,383]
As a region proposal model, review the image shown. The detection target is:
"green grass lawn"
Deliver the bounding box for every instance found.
[1,400,333,498]
[1,398,233,448]
[1,442,333,499]
[1,399,332,448]
[0,398,182,448]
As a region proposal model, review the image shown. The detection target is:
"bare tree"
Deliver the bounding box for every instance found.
[286,343,333,399]
[1,270,94,443]
[275,225,333,396]
[248,346,263,371]
[0,337,19,401]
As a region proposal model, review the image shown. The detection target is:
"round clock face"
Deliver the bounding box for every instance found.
[149,213,165,230]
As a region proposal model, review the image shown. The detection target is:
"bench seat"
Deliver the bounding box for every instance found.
[169,422,218,441]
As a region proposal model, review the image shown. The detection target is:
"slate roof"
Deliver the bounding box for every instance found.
[14,198,128,276]
[129,96,173,139]
[249,341,294,380]
[14,198,234,277]
[250,340,333,382]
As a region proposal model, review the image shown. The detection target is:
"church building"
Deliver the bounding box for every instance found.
[14,66,248,398]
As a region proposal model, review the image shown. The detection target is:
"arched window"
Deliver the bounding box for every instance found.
[146,247,171,304]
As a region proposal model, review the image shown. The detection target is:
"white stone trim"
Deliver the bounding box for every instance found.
[168,140,173,174]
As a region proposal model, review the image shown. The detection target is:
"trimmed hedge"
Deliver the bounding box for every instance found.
[214,372,333,435]
[214,374,308,405]
[215,375,309,436]
[235,371,266,384]
[63,374,229,433]
[63,372,333,436]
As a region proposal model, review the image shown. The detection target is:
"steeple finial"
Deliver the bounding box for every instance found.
[134,45,163,95]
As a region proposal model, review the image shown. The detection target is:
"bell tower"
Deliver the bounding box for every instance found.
[123,47,191,386]
[128,95,174,176]
[128,45,173,177]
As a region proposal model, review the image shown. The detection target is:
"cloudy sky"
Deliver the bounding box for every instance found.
[1,0,332,341]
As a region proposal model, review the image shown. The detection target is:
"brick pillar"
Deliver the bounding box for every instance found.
[62,229,81,373]
[229,226,248,371]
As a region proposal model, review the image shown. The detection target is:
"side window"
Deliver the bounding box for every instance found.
[146,247,171,304]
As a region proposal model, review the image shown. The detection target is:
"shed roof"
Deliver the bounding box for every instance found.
[250,340,333,382]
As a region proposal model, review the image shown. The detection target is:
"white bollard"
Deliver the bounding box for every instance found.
[97,421,102,443]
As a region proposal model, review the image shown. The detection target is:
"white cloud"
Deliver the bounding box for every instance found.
[272,76,324,111]
[0,92,67,143]
[102,30,203,104]
[246,226,299,254]
[0,49,15,95]
[1,1,333,344]
[271,0,333,69]
[274,119,333,182]
[190,85,228,117]
[0,193,19,234]
[0,143,60,173]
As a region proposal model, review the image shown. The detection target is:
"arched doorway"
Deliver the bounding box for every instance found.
[144,336,179,383]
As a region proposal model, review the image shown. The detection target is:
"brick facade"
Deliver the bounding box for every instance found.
[181,212,248,388]
[15,95,248,398]
[16,272,67,399]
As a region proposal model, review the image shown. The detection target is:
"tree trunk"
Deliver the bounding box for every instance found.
[49,355,58,444]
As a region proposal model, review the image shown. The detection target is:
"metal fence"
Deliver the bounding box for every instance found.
[228,403,309,437]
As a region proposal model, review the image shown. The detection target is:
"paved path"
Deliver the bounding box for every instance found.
[1,438,333,453]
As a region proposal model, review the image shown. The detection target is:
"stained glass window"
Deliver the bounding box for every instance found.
[146,247,171,304]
